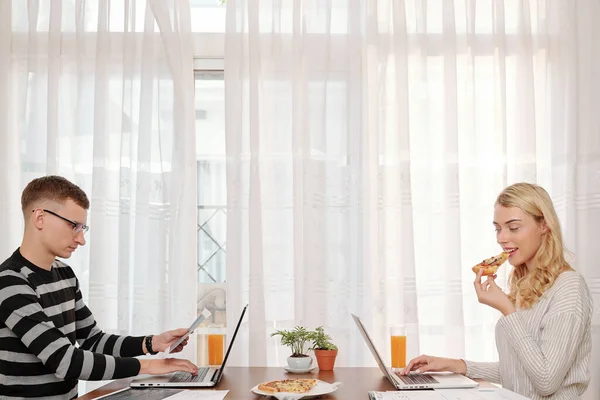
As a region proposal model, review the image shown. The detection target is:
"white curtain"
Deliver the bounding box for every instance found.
[224,0,600,398]
[0,0,197,394]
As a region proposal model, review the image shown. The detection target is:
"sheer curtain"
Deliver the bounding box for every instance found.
[225,0,599,397]
[0,0,197,393]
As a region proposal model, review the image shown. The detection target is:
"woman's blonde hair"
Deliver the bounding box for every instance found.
[496,183,572,309]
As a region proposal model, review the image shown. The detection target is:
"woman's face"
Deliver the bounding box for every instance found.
[493,205,546,269]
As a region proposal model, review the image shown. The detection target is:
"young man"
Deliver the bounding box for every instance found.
[0,176,198,399]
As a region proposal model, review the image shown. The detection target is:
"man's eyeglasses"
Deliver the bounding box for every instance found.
[33,209,89,235]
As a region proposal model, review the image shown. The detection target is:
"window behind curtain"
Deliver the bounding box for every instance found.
[195,72,227,356]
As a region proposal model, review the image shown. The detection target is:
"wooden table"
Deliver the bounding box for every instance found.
[77,367,494,399]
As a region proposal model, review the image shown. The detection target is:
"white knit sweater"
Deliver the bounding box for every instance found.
[465,271,593,399]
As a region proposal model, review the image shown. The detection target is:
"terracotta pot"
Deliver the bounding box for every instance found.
[314,349,338,371]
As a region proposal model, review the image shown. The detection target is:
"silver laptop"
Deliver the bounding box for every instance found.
[130,304,248,388]
[351,313,478,390]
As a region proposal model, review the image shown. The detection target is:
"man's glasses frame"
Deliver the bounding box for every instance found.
[33,209,89,234]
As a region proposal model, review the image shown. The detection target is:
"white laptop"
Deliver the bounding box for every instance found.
[130,304,248,388]
[351,313,478,390]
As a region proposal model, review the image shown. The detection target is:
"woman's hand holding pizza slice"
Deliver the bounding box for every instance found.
[471,250,516,316]
[471,251,510,276]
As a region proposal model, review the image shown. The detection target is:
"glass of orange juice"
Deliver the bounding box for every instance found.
[390,326,407,370]
[207,334,225,365]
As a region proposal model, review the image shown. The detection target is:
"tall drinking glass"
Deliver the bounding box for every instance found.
[390,326,407,370]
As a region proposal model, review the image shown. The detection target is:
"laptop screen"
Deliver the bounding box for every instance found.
[351,313,398,384]
[213,304,248,382]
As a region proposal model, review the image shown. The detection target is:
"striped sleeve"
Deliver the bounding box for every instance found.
[463,360,501,384]
[498,311,588,396]
[0,271,140,381]
[72,278,145,357]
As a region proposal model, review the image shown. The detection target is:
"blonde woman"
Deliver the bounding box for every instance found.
[402,183,593,400]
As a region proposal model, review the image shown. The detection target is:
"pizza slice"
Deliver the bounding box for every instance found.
[258,379,317,394]
[471,251,509,276]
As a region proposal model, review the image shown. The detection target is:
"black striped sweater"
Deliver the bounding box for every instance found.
[0,249,143,399]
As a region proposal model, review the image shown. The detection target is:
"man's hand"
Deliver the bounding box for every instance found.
[151,328,190,353]
[400,355,466,375]
[139,358,198,375]
[473,269,516,316]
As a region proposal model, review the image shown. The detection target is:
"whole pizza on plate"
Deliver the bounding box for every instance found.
[257,378,318,394]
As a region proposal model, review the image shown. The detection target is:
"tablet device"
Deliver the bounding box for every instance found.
[168,308,212,353]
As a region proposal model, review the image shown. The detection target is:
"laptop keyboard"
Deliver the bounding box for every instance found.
[169,367,212,383]
[395,372,439,385]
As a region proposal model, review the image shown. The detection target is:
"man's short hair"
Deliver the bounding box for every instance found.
[21,175,90,214]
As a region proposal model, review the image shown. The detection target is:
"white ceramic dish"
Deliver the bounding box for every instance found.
[250,379,342,399]
[282,365,317,374]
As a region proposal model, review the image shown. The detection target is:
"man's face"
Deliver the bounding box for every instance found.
[38,199,88,259]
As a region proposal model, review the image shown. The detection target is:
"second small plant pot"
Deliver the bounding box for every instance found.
[287,355,312,370]
[314,349,338,371]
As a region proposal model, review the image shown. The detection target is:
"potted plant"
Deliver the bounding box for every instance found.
[271,326,313,369]
[309,326,338,371]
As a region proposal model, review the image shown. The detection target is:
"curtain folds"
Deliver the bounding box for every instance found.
[224,1,599,399]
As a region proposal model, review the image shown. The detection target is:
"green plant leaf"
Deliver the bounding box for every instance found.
[308,326,338,351]
[270,326,314,356]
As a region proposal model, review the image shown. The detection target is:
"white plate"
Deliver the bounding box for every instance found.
[282,365,317,374]
[251,379,342,400]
